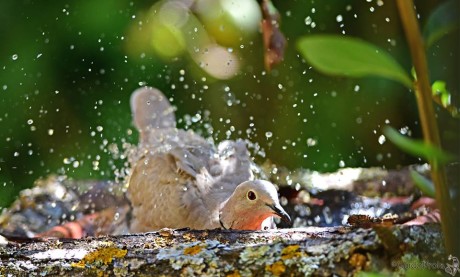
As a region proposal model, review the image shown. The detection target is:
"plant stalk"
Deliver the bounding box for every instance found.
[396,0,458,256]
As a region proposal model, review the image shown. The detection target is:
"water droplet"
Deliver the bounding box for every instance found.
[336,15,343,22]
[399,126,410,135]
[323,207,333,224]
[11,54,18,60]
[191,114,201,123]
[378,135,386,144]
[63,157,72,164]
[306,138,317,147]
[265,131,273,138]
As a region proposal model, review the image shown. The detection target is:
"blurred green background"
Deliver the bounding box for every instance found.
[0,0,458,208]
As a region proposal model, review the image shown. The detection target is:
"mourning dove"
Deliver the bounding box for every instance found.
[127,87,290,231]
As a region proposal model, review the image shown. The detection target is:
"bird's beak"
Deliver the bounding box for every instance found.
[267,203,291,223]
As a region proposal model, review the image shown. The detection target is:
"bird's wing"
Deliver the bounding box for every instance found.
[216,139,254,184]
[128,132,223,231]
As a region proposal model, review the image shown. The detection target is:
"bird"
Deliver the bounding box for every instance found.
[127,87,290,231]
[4,86,290,239]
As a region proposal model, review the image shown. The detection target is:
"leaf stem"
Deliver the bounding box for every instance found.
[396,0,458,255]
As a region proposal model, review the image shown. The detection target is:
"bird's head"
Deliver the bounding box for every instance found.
[219,180,291,230]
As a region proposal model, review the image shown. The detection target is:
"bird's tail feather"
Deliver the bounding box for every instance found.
[130,87,176,140]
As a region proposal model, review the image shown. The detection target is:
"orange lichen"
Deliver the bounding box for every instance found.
[281,245,302,260]
[226,270,241,277]
[265,261,286,276]
[183,244,203,256]
[71,246,127,268]
[182,232,196,242]
[349,253,367,269]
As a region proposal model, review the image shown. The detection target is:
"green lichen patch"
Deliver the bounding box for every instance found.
[157,240,228,276]
[238,243,319,276]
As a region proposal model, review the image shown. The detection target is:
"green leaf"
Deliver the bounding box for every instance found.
[410,169,435,197]
[431,80,459,117]
[297,35,412,88]
[423,0,460,48]
[432,80,451,107]
[383,126,454,164]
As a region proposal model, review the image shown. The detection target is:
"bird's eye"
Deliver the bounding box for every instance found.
[247,190,257,201]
